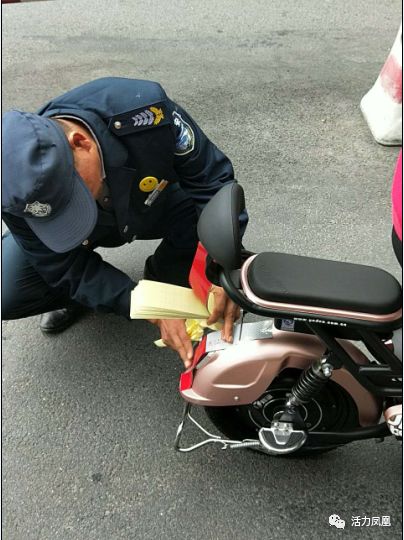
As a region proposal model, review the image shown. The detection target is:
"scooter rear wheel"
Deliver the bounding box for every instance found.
[205,368,360,456]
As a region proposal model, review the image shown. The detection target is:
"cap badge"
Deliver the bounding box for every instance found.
[24,201,52,217]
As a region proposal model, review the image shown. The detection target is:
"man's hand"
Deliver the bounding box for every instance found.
[207,285,240,342]
[149,318,194,369]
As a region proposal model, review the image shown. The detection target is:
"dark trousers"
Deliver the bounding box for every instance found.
[2,190,199,321]
[2,231,71,319]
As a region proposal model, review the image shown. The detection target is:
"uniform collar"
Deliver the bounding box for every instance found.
[42,108,128,169]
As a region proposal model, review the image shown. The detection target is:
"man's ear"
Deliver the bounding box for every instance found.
[67,131,92,152]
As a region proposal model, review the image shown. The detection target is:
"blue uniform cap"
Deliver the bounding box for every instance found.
[2,110,97,253]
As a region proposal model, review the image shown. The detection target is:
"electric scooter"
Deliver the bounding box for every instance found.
[174,183,402,456]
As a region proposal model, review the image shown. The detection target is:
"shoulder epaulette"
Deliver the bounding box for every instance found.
[108,101,171,136]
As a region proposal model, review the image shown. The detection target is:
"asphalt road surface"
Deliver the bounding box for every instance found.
[2,1,402,539]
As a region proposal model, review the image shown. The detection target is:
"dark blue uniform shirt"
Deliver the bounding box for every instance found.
[2,78,248,318]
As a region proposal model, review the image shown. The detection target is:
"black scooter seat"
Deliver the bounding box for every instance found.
[246,252,402,316]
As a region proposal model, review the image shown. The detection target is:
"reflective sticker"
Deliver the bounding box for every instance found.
[173,111,195,155]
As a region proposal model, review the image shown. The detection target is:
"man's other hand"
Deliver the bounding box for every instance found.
[206,285,240,343]
[149,318,193,369]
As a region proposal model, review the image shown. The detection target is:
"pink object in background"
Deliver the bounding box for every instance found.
[391,150,402,241]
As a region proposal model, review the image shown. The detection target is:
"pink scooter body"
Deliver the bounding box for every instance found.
[180,326,382,427]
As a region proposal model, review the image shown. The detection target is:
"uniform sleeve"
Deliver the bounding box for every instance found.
[168,100,248,234]
[2,214,135,319]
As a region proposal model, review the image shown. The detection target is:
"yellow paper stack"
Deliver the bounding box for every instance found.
[130,280,222,346]
[130,280,211,320]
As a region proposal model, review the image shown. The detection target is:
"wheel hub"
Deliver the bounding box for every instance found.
[250,387,324,431]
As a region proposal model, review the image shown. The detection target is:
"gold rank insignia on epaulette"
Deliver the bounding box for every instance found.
[108,102,170,136]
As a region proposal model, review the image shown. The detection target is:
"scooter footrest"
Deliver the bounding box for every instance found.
[259,422,307,454]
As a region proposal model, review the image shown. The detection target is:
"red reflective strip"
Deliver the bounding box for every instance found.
[179,335,207,392]
[380,54,403,103]
[179,371,193,392]
[188,242,211,305]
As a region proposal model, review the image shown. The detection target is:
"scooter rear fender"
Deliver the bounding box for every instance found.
[180,328,382,427]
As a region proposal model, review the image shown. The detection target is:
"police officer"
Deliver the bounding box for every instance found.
[2,77,248,368]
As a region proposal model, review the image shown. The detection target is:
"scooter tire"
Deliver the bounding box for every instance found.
[204,368,361,457]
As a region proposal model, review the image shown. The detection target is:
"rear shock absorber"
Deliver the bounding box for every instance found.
[286,357,334,409]
[259,357,335,454]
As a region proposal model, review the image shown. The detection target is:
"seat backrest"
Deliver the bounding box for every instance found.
[197,183,245,270]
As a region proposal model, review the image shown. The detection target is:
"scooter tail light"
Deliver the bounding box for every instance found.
[179,335,207,392]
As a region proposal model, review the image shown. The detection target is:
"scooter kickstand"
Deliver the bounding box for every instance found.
[174,402,260,453]
[174,402,231,452]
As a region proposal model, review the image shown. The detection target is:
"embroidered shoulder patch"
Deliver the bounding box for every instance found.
[108,102,170,136]
[173,111,195,156]
[132,106,164,127]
